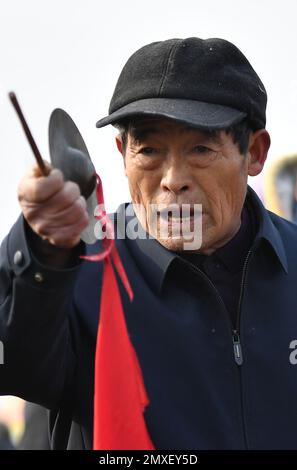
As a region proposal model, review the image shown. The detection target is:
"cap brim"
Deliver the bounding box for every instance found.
[96,98,246,130]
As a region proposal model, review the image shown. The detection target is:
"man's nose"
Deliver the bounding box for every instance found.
[160,161,192,195]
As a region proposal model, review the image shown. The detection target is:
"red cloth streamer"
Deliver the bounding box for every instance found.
[80,175,155,450]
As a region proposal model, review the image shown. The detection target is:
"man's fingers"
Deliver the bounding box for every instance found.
[31,196,89,236]
[45,195,88,225]
[38,181,82,213]
[18,164,91,249]
[18,168,64,203]
[46,217,90,248]
[22,183,85,226]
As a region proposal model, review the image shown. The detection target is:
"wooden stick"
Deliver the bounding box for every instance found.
[8,92,50,176]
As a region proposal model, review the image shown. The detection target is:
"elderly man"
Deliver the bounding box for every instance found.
[0,37,297,451]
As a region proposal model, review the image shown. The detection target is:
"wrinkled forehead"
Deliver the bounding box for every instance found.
[124,116,222,144]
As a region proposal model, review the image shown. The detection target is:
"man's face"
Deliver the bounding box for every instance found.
[118,118,255,254]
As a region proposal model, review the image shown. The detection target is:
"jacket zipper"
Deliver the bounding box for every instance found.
[232,249,253,366]
[180,241,259,449]
[231,248,253,449]
[182,250,253,363]
[232,332,243,366]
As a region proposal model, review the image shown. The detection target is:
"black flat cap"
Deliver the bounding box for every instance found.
[96,37,267,131]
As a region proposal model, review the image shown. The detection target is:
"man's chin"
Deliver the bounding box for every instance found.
[155,236,202,253]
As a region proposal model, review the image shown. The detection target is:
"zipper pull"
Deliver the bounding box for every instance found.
[232,332,243,366]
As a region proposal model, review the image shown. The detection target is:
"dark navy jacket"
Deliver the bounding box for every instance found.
[0,185,297,450]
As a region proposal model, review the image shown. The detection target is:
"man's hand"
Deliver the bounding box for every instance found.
[18,164,89,249]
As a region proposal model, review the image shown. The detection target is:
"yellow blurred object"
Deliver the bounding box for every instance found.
[0,396,25,444]
[264,153,297,221]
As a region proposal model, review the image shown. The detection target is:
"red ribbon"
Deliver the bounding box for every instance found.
[80,175,155,450]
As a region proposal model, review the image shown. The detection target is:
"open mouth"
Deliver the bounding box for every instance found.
[157,204,202,222]
[147,204,204,248]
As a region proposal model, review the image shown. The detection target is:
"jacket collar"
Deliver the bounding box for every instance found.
[247,185,288,274]
[121,184,288,294]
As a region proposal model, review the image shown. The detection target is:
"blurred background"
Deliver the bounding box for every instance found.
[0,0,297,449]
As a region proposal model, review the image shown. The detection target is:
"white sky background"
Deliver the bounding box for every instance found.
[0,0,297,240]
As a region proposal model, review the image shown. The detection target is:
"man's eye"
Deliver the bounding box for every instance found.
[193,145,216,155]
[191,145,219,166]
[139,147,158,156]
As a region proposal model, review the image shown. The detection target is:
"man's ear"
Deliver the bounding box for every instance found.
[247,129,271,176]
[115,135,127,174]
[116,135,123,155]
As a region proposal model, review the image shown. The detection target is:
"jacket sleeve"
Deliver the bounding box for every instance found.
[0,215,83,410]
